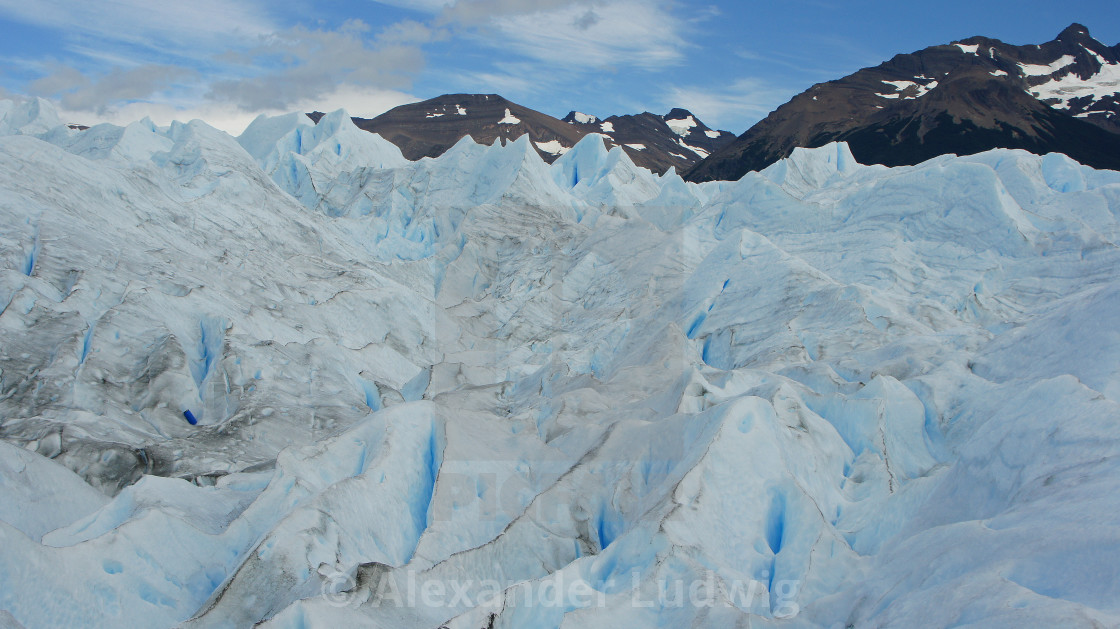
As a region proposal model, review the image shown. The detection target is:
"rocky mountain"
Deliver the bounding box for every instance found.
[562,107,737,174]
[310,94,735,175]
[339,93,583,162]
[687,23,1120,182]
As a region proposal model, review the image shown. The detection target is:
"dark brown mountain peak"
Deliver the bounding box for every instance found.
[686,24,1120,182]
[327,94,737,175]
[1057,23,1094,44]
[344,94,584,163]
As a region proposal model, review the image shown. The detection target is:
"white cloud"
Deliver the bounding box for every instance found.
[52,100,262,134]
[207,20,426,111]
[30,64,196,112]
[372,0,574,20]
[0,0,276,62]
[54,85,419,135]
[370,0,453,11]
[455,69,538,96]
[302,84,419,120]
[446,1,687,70]
[372,0,687,71]
[660,78,795,133]
[435,0,578,24]
[377,19,447,45]
[1,0,698,129]
[9,10,430,120]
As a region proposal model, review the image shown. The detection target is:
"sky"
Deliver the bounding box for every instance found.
[1,0,1118,135]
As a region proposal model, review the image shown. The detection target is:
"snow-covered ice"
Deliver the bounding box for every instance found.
[1,98,1119,628]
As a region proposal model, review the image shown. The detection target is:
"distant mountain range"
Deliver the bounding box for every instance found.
[561,107,736,174]
[306,23,1120,181]
[309,94,735,175]
[687,23,1120,181]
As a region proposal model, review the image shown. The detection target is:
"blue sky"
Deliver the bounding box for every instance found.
[1,0,1117,134]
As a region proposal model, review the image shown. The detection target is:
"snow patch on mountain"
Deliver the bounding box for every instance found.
[1030,57,1120,107]
[878,79,938,99]
[677,137,710,158]
[1018,54,1078,76]
[533,139,568,156]
[665,115,697,136]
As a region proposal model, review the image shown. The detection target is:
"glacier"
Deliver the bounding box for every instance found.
[0,97,1119,628]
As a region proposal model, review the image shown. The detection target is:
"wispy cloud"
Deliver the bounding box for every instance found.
[51,84,418,134]
[207,20,427,111]
[452,68,540,96]
[29,64,196,112]
[375,0,688,71]
[441,1,687,70]
[0,0,276,63]
[1,2,430,129]
[434,0,579,24]
[735,34,889,82]
[660,78,798,132]
[373,0,582,22]
[0,0,698,130]
[370,0,453,12]
[683,3,722,23]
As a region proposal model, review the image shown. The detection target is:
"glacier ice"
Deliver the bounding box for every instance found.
[0,97,1119,628]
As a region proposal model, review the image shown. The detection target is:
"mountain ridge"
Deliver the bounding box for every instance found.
[561,107,737,174]
[308,93,736,175]
[686,23,1120,182]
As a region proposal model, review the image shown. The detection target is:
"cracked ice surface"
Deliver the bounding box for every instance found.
[1,99,1119,628]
